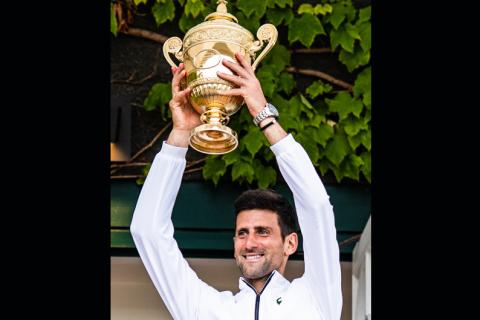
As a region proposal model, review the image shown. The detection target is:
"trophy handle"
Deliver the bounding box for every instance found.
[249,24,278,71]
[162,37,184,68]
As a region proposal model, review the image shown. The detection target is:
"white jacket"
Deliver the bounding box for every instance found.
[130,134,343,320]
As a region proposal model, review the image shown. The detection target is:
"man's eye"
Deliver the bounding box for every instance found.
[237,231,246,237]
[258,229,269,235]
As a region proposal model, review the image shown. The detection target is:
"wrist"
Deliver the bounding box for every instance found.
[167,128,191,148]
[253,102,279,126]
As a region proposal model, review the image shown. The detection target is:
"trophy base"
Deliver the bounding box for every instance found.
[189,123,238,155]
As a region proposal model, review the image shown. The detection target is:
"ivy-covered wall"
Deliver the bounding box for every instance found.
[110,0,371,188]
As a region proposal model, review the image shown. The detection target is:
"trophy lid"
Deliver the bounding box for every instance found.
[204,0,238,23]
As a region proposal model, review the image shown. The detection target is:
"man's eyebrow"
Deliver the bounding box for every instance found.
[237,227,249,233]
[254,226,272,231]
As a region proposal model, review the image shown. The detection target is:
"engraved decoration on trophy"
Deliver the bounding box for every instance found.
[162,0,278,154]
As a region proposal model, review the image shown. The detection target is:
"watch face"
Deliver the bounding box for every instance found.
[267,103,278,115]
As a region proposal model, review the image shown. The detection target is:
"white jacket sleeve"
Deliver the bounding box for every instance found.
[129,142,218,320]
[270,134,343,319]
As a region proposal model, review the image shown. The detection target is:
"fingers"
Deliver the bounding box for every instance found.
[216,71,246,86]
[172,63,186,94]
[216,88,243,96]
[173,86,191,101]
[234,52,255,76]
[221,58,251,79]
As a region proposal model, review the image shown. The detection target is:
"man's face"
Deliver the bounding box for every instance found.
[234,209,287,280]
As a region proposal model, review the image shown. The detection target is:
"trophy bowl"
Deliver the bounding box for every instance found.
[162,0,277,154]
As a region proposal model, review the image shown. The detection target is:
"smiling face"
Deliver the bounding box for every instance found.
[234,209,297,281]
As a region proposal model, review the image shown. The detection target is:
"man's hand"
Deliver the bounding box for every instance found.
[167,63,202,147]
[217,52,287,145]
[216,52,268,118]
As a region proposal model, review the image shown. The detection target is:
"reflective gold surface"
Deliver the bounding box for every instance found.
[163,0,277,154]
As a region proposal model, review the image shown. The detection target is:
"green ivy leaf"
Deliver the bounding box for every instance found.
[305,113,326,128]
[289,94,313,119]
[357,22,371,52]
[360,151,371,182]
[262,146,275,162]
[151,0,175,26]
[203,156,227,186]
[178,0,186,6]
[143,82,172,120]
[298,4,314,15]
[314,4,333,16]
[306,124,333,148]
[318,157,334,176]
[253,160,277,188]
[269,95,300,132]
[257,66,278,98]
[361,129,371,151]
[299,93,314,110]
[278,72,295,95]
[347,128,370,151]
[306,80,333,98]
[236,11,260,34]
[341,114,368,136]
[340,154,364,181]
[339,46,370,72]
[185,0,205,18]
[242,128,265,157]
[261,44,291,75]
[275,0,293,8]
[295,132,321,165]
[330,24,356,53]
[325,131,351,166]
[347,130,362,150]
[266,7,294,26]
[358,6,371,23]
[179,12,203,33]
[232,160,255,184]
[110,3,117,36]
[328,1,356,30]
[325,91,363,120]
[237,0,267,18]
[288,13,325,48]
[222,148,242,167]
[353,67,371,108]
[134,0,148,6]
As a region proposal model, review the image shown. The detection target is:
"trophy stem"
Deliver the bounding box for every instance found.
[189,106,238,155]
[200,106,230,126]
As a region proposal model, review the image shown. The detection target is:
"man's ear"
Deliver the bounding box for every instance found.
[284,232,298,256]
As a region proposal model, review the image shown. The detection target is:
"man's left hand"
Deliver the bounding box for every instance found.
[216,52,267,118]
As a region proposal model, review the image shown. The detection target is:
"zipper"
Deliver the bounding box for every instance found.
[242,271,275,320]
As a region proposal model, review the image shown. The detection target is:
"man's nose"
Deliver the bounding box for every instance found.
[245,234,258,249]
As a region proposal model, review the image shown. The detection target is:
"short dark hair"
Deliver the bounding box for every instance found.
[234,189,298,239]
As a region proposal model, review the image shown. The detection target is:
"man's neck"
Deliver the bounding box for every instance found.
[245,272,274,294]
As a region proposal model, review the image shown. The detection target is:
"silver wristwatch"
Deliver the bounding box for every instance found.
[253,103,279,126]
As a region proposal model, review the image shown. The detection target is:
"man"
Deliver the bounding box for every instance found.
[130,52,343,319]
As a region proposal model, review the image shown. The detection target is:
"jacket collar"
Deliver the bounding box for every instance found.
[238,270,290,296]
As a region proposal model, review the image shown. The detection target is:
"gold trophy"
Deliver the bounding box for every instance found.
[162,0,277,154]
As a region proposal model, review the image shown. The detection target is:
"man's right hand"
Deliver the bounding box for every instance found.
[167,63,201,147]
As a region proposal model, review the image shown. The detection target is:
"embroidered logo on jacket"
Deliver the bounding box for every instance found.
[276,297,282,305]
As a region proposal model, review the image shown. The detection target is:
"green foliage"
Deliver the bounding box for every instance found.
[143,82,172,120]
[185,0,205,18]
[120,0,371,186]
[288,13,325,48]
[237,0,267,18]
[110,3,117,36]
[152,0,175,26]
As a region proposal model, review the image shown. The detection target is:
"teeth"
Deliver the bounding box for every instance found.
[246,255,262,260]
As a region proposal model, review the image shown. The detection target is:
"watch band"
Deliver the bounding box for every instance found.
[259,118,276,131]
[253,103,279,126]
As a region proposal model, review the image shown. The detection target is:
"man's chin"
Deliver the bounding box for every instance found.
[240,265,270,280]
